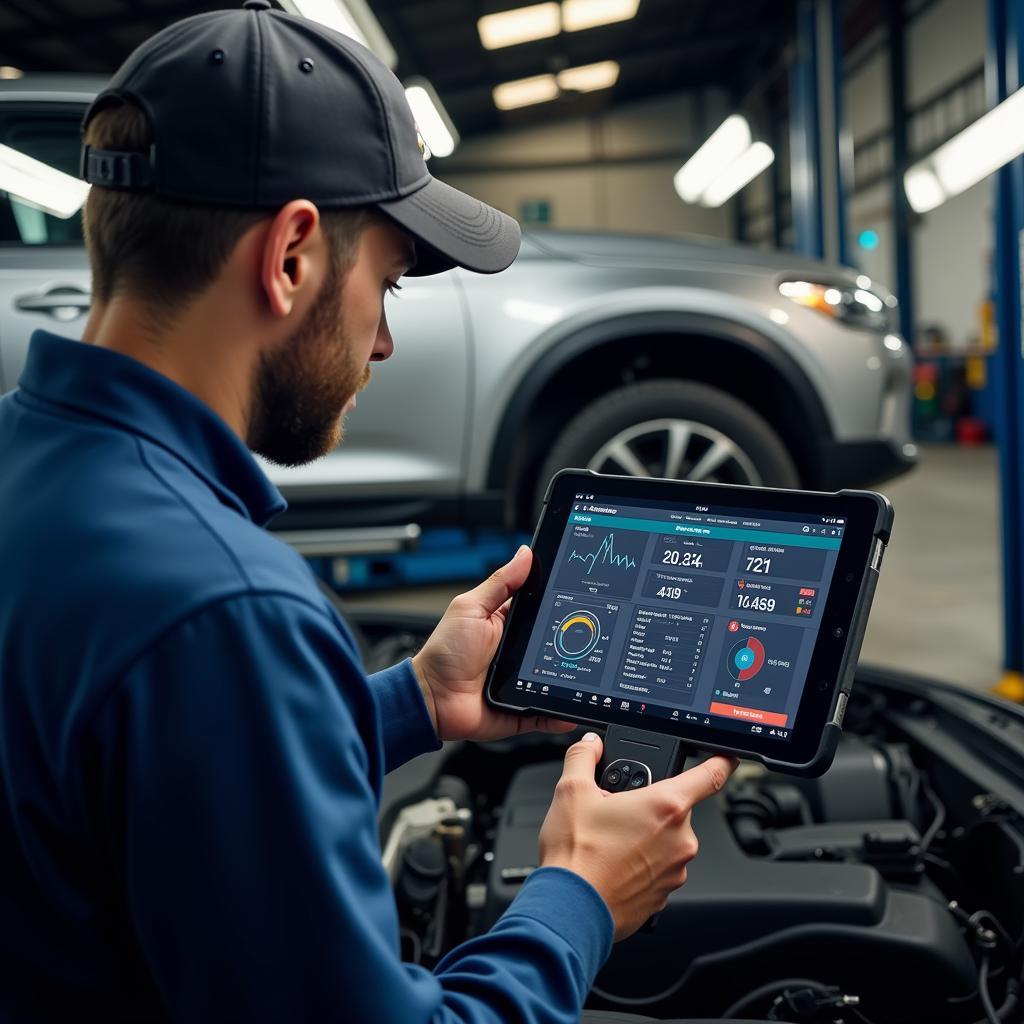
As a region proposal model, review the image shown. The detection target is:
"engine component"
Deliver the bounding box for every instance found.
[483,761,977,1021]
[787,735,898,822]
[381,796,459,882]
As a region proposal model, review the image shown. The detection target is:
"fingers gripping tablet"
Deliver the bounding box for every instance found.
[486,470,892,777]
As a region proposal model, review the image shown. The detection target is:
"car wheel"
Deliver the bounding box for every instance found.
[534,380,799,514]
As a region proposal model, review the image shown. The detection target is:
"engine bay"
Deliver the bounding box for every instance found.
[357,610,1024,1023]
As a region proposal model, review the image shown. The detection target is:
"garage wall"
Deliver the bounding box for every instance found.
[435,90,733,239]
[846,0,989,347]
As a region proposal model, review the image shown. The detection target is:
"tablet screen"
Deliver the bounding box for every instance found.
[510,487,850,746]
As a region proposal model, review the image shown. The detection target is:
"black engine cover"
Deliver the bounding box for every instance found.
[483,763,976,1022]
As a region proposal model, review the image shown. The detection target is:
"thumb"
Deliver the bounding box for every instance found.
[560,731,604,782]
[468,545,532,616]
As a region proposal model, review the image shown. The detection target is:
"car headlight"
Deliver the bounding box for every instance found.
[778,279,891,331]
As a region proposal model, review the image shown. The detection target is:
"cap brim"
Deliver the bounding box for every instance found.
[377,176,521,277]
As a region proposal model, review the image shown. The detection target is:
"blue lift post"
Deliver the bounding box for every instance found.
[989,0,1024,701]
[887,0,915,346]
[790,0,851,266]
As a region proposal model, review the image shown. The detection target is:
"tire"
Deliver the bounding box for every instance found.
[534,380,799,515]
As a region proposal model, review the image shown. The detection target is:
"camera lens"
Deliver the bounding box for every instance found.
[629,773,646,788]
[606,769,621,786]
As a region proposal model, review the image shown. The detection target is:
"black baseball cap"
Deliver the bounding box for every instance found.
[80,0,520,276]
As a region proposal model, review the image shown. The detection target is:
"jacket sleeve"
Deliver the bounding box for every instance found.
[87,592,613,1024]
[367,658,443,773]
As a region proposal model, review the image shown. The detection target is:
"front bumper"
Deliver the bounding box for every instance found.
[816,439,918,491]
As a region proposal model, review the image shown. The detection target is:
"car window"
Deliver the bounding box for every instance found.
[0,108,85,246]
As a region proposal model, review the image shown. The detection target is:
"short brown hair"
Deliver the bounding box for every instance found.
[82,100,369,318]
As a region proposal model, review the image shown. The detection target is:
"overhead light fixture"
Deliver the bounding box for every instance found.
[905,83,1024,213]
[673,114,752,203]
[903,165,946,213]
[562,0,640,32]
[479,0,640,49]
[278,0,397,68]
[699,140,774,207]
[492,60,619,110]
[0,66,23,80]
[478,2,561,49]
[404,78,459,158]
[0,144,90,219]
[556,60,619,93]
[493,73,559,110]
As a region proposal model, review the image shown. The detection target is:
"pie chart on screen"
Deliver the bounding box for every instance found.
[728,637,766,681]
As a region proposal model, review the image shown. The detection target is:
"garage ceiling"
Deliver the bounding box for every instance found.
[0,0,881,140]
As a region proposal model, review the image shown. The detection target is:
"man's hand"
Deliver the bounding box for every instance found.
[411,545,576,742]
[539,732,739,940]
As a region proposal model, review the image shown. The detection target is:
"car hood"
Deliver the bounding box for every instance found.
[525,229,863,284]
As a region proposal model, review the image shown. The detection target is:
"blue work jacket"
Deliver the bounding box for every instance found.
[0,330,613,1022]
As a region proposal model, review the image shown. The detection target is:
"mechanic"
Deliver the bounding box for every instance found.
[0,4,736,1022]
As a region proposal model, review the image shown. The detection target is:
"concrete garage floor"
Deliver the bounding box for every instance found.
[860,443,1003,694]
[346,444,1005,696]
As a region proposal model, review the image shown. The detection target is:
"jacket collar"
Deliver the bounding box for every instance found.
[19,331,287,526]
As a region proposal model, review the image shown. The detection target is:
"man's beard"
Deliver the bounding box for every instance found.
[248,255,371,467]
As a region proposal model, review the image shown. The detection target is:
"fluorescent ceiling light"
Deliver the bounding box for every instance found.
[0,144,90,219]
[478,3,560,49]
[404,78,459,159]
[493,73,559,110]
[0,66,23,80]
[905,83,1024,212]
[278,0,397,68]
[904,164,945,213]
[673,114,752,203]
[556,60,619,93]
[479,0,639,49]
[492,61,618,111]
[562,0,640,32]
[699,141,774,207]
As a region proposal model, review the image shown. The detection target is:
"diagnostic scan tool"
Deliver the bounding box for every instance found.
[486,470,892,779]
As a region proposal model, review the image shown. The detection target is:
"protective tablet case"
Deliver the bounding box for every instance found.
[779,488,893,776]
[498,471,895,777]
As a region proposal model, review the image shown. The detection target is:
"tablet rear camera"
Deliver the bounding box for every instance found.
[606,769,621,786]
[629,773,646,788]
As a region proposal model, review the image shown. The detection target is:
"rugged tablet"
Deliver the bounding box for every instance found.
[486,469,892,776]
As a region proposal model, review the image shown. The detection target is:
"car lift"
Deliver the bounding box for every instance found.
[990,0,1024,703]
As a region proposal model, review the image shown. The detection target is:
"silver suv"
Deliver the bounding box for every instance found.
[0,75,915,539]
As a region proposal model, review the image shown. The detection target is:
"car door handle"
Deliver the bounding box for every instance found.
[15,286,91,321]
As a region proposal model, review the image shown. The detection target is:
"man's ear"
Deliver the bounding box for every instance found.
[259,199,324,318]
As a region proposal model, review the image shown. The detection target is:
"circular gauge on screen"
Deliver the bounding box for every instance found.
[554,610,602,660]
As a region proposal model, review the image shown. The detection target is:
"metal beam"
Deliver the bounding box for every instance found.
[433,29,791,98]
[0,0,207,47]
[887,0,915,344]
[989,0,1024,700]
[790,1,824,258]
[789,0,849,264]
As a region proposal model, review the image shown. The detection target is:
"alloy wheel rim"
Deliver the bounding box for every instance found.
[586,418,763,485]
